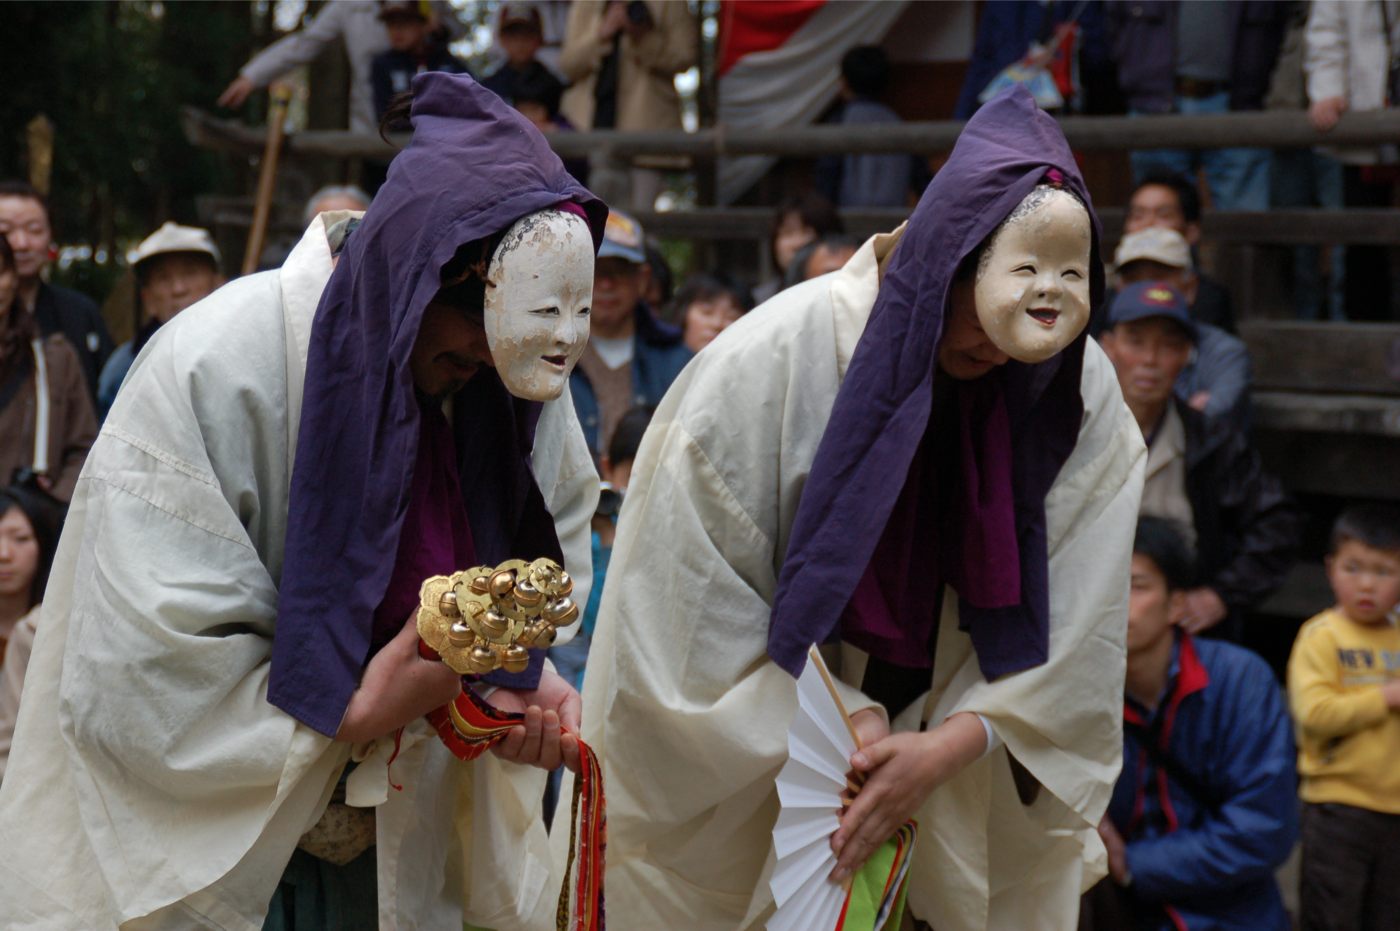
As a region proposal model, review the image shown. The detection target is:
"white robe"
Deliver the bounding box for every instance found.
[576,227,1146,930]
[0,213,598,931]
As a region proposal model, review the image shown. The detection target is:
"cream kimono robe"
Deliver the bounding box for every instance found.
[577,227,1146,930]
[0,214,597,931]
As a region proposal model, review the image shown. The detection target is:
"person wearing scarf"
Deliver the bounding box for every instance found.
[0,73,605,930]
[575,88,1146,930]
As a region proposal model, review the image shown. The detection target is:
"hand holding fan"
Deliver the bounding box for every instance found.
[769,647,917,931]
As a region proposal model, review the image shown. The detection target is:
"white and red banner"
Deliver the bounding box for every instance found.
[716,0,909,203]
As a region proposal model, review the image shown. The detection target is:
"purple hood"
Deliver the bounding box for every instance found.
[270,72,606,737]
[767,88,1106,682]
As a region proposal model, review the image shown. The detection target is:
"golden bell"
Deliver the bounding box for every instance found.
[467,644,497,675]
[489,570,516,600]
[447,620,474,648]
[470,574,491,596]
[438,590,460,618]
[502,644,530,674]
[481,608,510,639]
[514,580,544,608]
[543,597,579,626]
[557,572,573,597]
[532,620,558,648]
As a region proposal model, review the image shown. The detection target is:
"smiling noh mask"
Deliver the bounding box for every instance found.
[973,184,1092,364]
[484,209,595,401]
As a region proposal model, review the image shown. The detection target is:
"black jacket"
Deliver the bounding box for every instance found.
[33,281,113,405]
[1191,273,1236,334]
[1179,398,1298,636]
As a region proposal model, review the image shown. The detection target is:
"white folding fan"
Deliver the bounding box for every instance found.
[770,646,920,931]
[769,646,863,931]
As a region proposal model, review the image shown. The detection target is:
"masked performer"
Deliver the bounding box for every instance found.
[577,89,1146,930]
[0,73,603,930]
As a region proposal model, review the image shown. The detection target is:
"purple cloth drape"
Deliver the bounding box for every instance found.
[270,72,607,737]
[768,87,1106,682]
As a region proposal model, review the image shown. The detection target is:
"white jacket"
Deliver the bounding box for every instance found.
[576,227,1146,930]
[0,214,597,930]
[1305,0,1400,163]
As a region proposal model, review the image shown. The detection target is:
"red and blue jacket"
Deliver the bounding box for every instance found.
[1108,634,1297,930]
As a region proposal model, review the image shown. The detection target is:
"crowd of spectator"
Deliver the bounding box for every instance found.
[3,3,1400,927]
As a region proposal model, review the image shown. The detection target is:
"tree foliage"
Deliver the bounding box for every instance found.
[0,0,257,265]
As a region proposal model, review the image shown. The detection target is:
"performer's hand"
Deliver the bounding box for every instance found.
[1097,816,1130,885]
[850,707,890,748]
[489,669,583,773]
[829,712,986,883]
[335,615,463,744]
[1178,587,1227,634]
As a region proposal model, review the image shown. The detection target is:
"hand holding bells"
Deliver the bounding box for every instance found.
[414,559,604,931]
[416,558,580,676]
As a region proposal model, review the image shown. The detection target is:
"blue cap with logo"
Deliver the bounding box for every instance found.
[1106,280,1198,343]
[597,209,647,265]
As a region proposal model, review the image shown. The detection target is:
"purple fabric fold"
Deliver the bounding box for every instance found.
[270,72,607,737]
[371,403,479,656]
[769,87,1106,682]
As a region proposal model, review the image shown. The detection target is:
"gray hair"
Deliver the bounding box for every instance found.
[303,184,371,226]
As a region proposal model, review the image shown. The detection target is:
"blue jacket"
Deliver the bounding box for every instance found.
[570,301,691,458]
[1109,634,1297,930]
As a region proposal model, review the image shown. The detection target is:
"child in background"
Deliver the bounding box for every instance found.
[370,0,471,123]
[549,405,653,689]
[482,4,562,107]
[1288,504,1400,931]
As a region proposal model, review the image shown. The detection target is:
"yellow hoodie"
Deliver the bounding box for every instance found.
[1288,608,1400,813]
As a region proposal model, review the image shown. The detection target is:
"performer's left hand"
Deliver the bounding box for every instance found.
[489,670,583,773]
[829,711,987,883]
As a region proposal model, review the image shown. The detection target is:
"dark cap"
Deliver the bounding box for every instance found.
[499,2,543,33]
[1106,280,1198,342]
[378,0,430,21]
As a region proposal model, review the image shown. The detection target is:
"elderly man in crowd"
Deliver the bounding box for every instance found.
[1123,172,1238,333]
[0,181,113,404]
[97,222,224,417]
[1099,281,1298,641]
[570,209,690,460]
[1113,227,1252,430]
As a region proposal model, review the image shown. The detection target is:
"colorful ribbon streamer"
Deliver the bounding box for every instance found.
[418,642,605,931]
[836,821,917,931]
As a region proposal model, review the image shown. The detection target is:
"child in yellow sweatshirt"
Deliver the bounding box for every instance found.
[1288,504,1400,930]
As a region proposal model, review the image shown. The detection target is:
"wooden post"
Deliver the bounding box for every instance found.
[25,115,54,197]
[243,85,293,275]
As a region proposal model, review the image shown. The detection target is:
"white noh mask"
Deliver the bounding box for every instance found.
[973,186,1092,364]
[485,209,594,401]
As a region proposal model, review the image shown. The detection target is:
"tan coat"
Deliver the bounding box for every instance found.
[559,0,695,132]
[0,333,97,503]
[574,228,1146,930]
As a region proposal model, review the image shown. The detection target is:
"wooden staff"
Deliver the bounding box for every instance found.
[242,85,293,276]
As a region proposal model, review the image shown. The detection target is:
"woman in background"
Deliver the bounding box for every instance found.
[0,484,61,784]
[674,273,752,353]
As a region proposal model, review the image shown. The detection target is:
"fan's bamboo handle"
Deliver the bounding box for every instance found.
[807,645,864,750]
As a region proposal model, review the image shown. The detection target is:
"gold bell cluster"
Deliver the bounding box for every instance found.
[417,558,580,675]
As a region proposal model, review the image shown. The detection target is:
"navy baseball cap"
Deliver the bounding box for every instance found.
[597,209,647,265]
[1106,280,1198,343]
